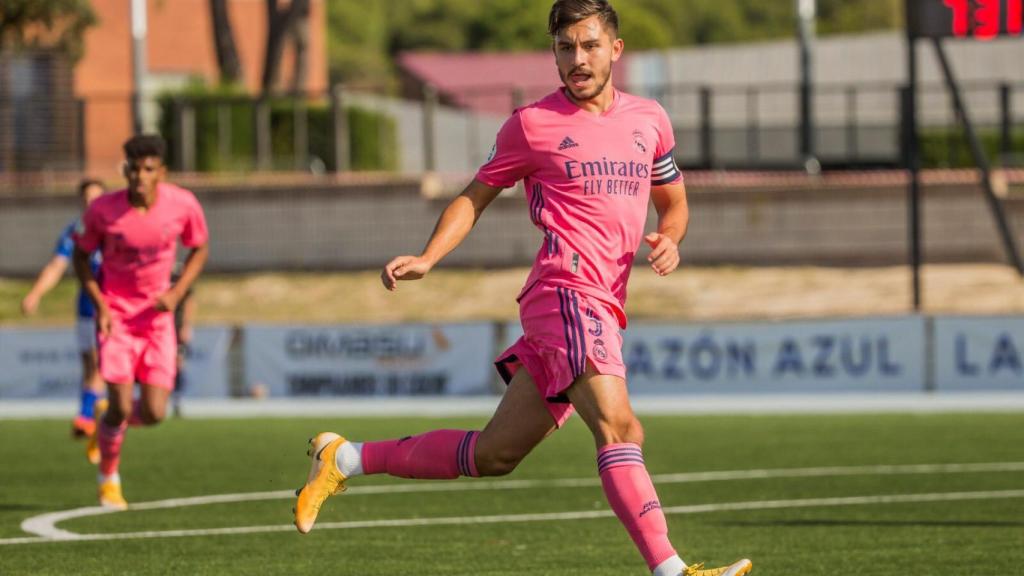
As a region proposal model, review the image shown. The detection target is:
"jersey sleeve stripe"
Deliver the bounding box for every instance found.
[652,173,682,186]
[651,148,681,186]
[654,149,675,165]
[652,164,677,177]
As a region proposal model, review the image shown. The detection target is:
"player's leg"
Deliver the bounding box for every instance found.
[134,384,172,425]
[80,350,107,463]
[129,312,177,426]
[567,369,751,576]
[294,366,557,533]
[95,380,132,509]
[361,366,557,480]
[72,319,104,438]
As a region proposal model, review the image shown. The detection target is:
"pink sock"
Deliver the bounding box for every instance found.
[98,420,128,477]
[361,430,479,479]
[598,443,677,571]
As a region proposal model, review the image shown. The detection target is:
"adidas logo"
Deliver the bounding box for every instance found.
[558,136,579,151]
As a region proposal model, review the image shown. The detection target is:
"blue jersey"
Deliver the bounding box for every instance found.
[54,219,101,319]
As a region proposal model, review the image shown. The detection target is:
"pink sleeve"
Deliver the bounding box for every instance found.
[475,112,533,189]
[652,105,682,187]
[74,203,103,253]
[179,192,209,248]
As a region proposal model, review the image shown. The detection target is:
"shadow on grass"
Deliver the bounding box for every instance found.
[0,503,51,512]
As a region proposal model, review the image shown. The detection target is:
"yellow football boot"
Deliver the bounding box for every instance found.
[684,559,753,576]
[294,433,349,534]
[84,398,108,465]
[97,479,128,510]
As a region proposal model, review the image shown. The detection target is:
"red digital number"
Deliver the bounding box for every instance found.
[944,0,1023,39]
[1010,0,1023,35]
[943,0,970,37]
[975,0,1002,39]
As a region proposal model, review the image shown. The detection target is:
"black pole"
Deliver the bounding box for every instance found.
[1000,83,1012,162]
[932,39,1024,277]
[700,86,713,169]
[905,33,922,311]
[797,0,817,171]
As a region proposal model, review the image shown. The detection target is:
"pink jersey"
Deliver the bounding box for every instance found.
[476,88,681,327]
[75,182,208,321]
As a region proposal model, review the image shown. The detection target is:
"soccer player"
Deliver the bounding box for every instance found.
[294,2,751,574]
[74,135,209,509]
[21,179,107,442]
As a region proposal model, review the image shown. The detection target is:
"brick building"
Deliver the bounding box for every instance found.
[0,0,326,177]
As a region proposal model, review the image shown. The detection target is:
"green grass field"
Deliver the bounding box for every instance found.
[1,413,1023,575]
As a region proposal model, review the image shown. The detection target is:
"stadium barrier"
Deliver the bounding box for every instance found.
[242,323,495,397]
[0,315,1021,399]
[0,326,232,399]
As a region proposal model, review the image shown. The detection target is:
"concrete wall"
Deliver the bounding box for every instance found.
[630,32,1024,128]
[2,174,1022,276]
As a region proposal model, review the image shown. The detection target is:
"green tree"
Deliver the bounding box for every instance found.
[327,0,391,85]
[817,0,902,35]
[325,0,908,89]
[0,0,96,61]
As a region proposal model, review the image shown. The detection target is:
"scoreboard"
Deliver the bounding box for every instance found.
[907,0,1024,39]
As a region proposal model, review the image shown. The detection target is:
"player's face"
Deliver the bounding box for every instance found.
[80,184,104,211]
[124,156,165,198]
[553,15,623,103]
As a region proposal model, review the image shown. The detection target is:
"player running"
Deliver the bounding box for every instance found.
[74,135,209,509]
[293,2,751,575]
[21,179,107,444]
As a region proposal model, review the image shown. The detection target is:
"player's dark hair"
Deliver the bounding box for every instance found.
[548,0,618,38]
[123,134,166,163]
[76,178,105,196]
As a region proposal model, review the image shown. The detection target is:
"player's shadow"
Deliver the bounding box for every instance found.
[720,518,1024,528]
[0,503,50,512]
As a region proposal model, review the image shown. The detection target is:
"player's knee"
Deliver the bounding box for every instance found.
[140,404,166,425]
[474,447,525,477]
[104,393,132,426]
[595,415,644,447]
[104,403,129,426]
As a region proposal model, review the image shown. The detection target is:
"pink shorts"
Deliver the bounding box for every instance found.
[98,310,177,389]
[494,282,625,427]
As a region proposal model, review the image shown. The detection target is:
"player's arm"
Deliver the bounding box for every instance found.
[156,243,209,312]
[645,180,689,276]
[382,179,503,290]
[21,255,69,315]
[73,245,110,335]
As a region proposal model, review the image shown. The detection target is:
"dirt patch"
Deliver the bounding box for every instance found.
[172,264,1024,325]
[4,264,1024,326]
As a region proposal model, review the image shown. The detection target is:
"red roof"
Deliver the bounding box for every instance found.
[398,51,630,115]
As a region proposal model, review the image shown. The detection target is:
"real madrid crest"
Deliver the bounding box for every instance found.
[632,129,647,154]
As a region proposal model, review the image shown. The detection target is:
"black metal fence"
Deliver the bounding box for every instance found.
[2,79,1022,175]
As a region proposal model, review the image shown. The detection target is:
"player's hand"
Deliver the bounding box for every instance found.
[20,293,40,316]
[96,306,112,338]
[644,232,680,276]
[155,290,181,312]
[381,255,433,291]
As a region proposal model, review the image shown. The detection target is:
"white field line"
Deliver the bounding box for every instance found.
[5,489,1024,546]
[9,461,1024,544]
